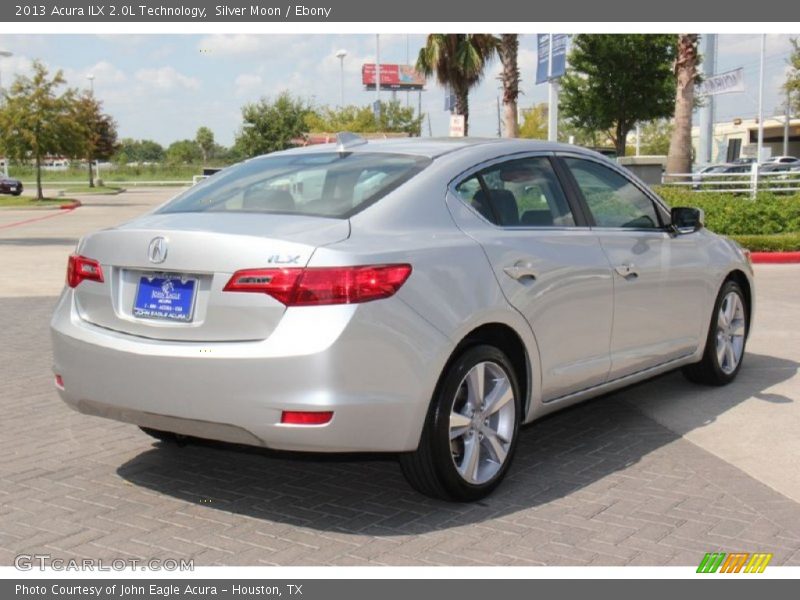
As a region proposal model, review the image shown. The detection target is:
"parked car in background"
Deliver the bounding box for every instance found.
[51,137,754,501]
[0,177,23,196]
[763,156,799,165]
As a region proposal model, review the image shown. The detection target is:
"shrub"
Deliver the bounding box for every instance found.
[653,187,800,236]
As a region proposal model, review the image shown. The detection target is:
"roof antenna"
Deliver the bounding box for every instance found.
[336,132,368,154]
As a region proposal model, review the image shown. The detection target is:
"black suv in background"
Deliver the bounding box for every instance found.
[0,177,23,196]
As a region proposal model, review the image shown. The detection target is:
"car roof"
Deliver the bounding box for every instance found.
[269,137,595,160]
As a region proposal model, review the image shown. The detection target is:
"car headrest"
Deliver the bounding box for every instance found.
[242,188,296,212]
[472,189,519,226]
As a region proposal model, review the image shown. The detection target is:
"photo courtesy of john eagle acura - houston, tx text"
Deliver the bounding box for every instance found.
[50,135,754,501]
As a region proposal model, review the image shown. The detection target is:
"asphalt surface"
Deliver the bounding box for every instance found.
[1,188,799,566]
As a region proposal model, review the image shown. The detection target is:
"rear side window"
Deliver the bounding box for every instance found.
[564,158,661,229]
[454,156,576,227]
[160,152,431,219]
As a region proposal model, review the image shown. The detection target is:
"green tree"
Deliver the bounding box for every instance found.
[666,34,700,179]
[112,138,165,164]
[784,38,800,113]
[0,61,85,200]
[496,34,520,137]
[632,119,674,155]
[195,126,215,163]
[235,92,311,157]
[165,139,202,164]
[306,100,422,135]
[75,92,119,187]
[560,34,677,157]
[519,103,548,139]
[416,34,496,136]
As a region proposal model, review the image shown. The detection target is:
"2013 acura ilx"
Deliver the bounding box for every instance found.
[51,136,753,501]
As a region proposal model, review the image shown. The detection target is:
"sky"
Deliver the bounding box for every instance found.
[0,33,795,148]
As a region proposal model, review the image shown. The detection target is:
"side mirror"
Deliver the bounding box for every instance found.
[671,206,704,233]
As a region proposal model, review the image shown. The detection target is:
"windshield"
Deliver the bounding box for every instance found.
[159,152,431,219]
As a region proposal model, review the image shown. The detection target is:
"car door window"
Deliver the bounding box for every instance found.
[454,157,576,227]
[564,158,661,229]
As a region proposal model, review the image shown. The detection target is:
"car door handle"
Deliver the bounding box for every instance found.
[614,263,639,279]
[504,262,538,281]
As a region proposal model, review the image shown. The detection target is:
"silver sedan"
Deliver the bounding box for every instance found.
[51,137,754,501]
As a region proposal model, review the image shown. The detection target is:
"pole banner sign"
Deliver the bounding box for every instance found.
[536,34,569,84]
[697,67,745,96]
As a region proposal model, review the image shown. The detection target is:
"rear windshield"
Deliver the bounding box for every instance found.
[159,152,431,218]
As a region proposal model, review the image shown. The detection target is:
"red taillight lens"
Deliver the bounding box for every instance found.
[280,411,334,425]
[54,374,64,389]
[224,264,412,306]
[67,254,104,288]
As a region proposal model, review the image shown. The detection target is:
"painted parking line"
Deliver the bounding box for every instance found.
[0,205,78,231]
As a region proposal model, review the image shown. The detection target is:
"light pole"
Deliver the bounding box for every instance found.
[0,50,12,178]
[87,73,95,95]
[335,49,347,107]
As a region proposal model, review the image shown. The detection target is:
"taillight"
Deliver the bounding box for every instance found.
[67,254,104,288]
[280,411,334,425]
[224,264,412,306]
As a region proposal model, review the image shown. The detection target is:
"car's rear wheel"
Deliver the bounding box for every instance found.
[399,345,521,501]
[682,279,748,386]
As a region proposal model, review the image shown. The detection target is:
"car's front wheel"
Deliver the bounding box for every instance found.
[399,345,521,501]
[682,279,749,386]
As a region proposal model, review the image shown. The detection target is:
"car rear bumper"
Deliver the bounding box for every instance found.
[50,289,449,452]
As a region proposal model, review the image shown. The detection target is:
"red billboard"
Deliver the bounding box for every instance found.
[362,64,426,90]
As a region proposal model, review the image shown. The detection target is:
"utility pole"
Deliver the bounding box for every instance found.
[375,34,381,121]
[698,34,717,164]
[784,87,791,157]
[547,34,558,142]
[757,34,766,164]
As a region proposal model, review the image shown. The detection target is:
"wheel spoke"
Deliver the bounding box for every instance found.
[724,295,737,324]
[466,363,485,409]
[458,436,481,482]
[483,430,508,465]
[484,377,513,416]
[716,337,727,366]
[725,342,737,371]
[731,320,745,337]
[449,412,471,440]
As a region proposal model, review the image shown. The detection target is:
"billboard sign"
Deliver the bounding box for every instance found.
[536,34,569,84]
[362,64,426,90]
[697,67,745,96]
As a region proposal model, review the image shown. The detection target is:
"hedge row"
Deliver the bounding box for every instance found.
[653,187,800,236]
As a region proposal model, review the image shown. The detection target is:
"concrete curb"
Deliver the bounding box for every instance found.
[750,251,800,264]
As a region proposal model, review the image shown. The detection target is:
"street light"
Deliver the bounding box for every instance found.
[87,73,95,94]
[335,49,347,107]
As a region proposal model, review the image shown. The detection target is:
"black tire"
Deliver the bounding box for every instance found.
[12,190,22,197]
[682,279,749,386]
[139,426,180,443]
[399,344,522,502]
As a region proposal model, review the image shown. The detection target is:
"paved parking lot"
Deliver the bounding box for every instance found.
[1,190,799,566]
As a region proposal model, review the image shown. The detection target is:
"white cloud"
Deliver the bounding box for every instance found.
[135,66,200,91]
[198,34,306,58]
[234,73,264,98]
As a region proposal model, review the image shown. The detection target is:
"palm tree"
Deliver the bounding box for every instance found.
[416,34,496,136]
[666,34,700,180]
[496,34,520,138]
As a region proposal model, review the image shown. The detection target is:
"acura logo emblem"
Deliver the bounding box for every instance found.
[148,237,168,264]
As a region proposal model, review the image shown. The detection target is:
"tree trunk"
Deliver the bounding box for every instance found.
[666,34,699,182]
[35,155,43,201]
[88,156,94,188]
[614,122,629,157]
[498,34,520,138]
[455,85,470,136]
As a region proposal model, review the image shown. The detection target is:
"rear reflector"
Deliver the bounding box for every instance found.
[224,264,412,306]
[67,254,104,288]
[280,411,334,425]
[54,374,64,389]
